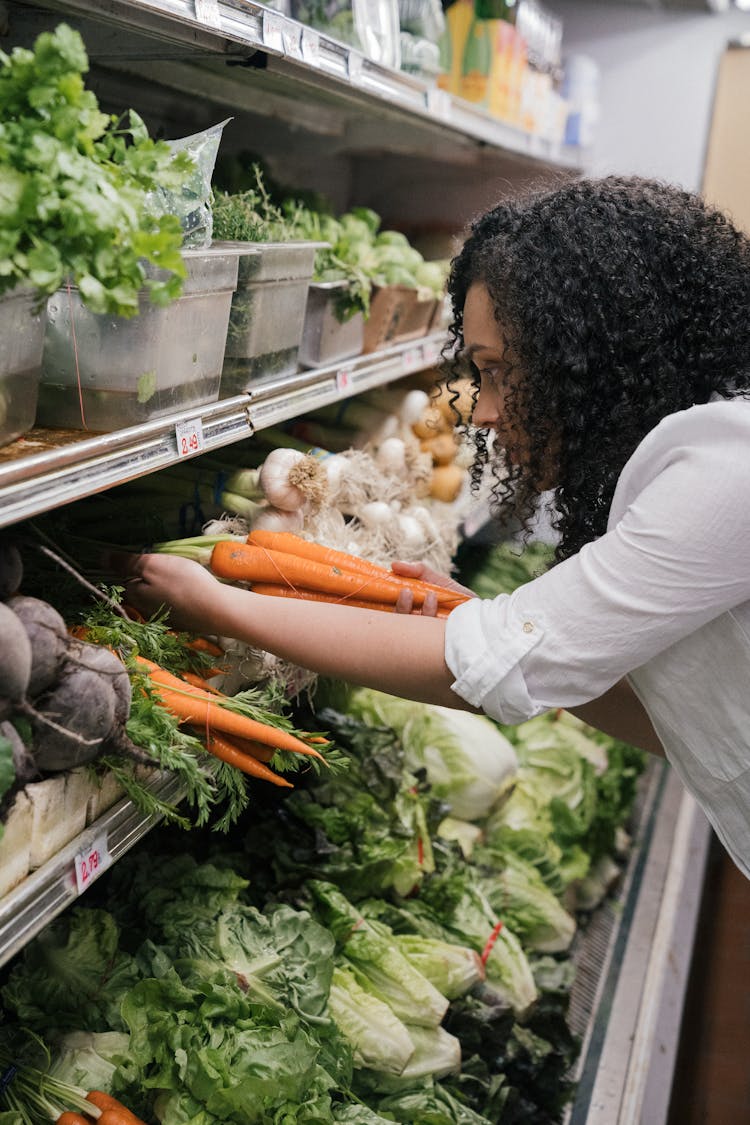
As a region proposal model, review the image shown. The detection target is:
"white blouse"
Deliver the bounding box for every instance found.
[445,397,750,878]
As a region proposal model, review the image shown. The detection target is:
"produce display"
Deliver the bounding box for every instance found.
[0,523,647,1124]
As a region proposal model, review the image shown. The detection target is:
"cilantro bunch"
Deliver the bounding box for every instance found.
[0,23,192,315]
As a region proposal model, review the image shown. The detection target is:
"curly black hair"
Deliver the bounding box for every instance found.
[447,175,750,562]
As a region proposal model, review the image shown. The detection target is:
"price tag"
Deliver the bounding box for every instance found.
[301,27,320,64]
[422,340,442,367]
[426,86,452,120]
[195,0,222,27]
[347,50,364,84]
[335,368,353,394]
[402,346,423,372]
[74,832,112,895]
[175,417,206,458]
[282,20,303,59]
[262,10,284,53]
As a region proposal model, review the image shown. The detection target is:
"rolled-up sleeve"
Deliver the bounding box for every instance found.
[444,400,750,725]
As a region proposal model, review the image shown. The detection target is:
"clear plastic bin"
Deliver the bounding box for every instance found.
[0,288,46,449]
[298,282,364,369]
[37,249,240,432]
[216,240,325,395]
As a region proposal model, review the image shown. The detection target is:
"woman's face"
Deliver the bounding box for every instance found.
[463,280,525,437]
[462,280,557,487]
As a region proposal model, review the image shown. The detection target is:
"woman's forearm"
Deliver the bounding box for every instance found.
[194,579,466,708]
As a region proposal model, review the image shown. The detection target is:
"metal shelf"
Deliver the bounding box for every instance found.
[0,772,185,970]
[0,334,444,530]
[565,761,712,1125]
[14,0,582,172]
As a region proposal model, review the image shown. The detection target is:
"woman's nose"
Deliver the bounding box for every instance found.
[471,382,499,429]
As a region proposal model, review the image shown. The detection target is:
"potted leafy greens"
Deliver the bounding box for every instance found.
[0,23,189,444]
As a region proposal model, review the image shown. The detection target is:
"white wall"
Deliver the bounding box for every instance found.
[552,1,750,190]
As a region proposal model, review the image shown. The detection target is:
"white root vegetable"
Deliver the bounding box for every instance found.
[359,501,394,530]
[251,506,305,533]
[259,448,328,511]
[374,437,407,475]
[65,639,132,725]
[396,514,426,551]
[322,454,346,499]
[31,668,117,771]
[0,602,32,705]
[7,595,68,698]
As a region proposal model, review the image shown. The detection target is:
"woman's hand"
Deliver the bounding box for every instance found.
[108,552,230,634]
[391,560,476,617]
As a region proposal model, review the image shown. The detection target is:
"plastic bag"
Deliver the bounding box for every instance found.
[146,119,231,249]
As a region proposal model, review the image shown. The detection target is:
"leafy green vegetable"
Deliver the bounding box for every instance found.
[327,964,415,1075]
[0,24,190,313]
[309,881,449,1029]
[393,934,484,1000]
[1,907,141,1033]
[340,688,518,821]
[48,1031,130,1093]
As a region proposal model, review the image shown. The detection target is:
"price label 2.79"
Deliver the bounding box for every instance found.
[175,417,206,458]
[74,832,112,895]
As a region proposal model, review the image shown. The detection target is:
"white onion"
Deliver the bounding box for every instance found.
[251,505,305,532]
[359,500,394,528]
[323,454,346,497]
[375,436,407,474]
[397,514,425,550]
[398,389,430,426]
[258,448,307,511]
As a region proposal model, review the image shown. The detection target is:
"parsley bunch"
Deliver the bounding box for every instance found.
[0,23,192,315]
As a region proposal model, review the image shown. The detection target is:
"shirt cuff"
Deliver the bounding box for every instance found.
[444,593,546,717]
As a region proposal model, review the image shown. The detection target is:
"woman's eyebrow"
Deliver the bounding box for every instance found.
[466,343,501,357]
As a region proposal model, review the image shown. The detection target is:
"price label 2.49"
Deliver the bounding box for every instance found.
[73,832,112,895]
[175,417,206,458]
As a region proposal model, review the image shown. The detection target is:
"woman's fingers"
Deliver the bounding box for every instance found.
[391,559,476,599]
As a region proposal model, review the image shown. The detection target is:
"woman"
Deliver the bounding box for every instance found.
[123,176,750,877]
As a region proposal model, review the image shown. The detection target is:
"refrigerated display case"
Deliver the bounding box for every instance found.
[0,2,712,1121]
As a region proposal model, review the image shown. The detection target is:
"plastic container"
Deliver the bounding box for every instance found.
[298,282,365,369]
[0,287,47,449]
[216,240,324,395]
[362,284,435,353]
[37,249,240,431]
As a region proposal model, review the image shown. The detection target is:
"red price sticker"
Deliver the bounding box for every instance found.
[74,832,112,895]
[262,10,284,53]
[335,368,352,394]
[175,417,205,459]
[301,28,320,64]
[402,346,423,372]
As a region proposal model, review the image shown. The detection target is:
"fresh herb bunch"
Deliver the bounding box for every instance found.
[0,23,191,315]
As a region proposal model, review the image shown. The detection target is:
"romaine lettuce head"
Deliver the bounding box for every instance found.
[327,964,414,1074]
[394,934,484,999]
[369,1024,461,1089]
[345,690,518,821]
[476,853,576,953]
[308,881,449,1028]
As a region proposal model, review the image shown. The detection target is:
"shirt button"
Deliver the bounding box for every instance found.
[522,621,534,634]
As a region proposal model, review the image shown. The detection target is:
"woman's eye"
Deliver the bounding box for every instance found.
[480,367,502,386]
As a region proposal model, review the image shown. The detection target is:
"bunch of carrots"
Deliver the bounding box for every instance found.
[56,1091,148,1125]
[209,530,471,617]
[134,651,328,790]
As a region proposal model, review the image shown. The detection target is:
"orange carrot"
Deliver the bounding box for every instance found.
[204,731,294,787]
[56,1115,93,1125]
[249,582,452,618]
[229,735,275,763]
[97,1112,146,1125]
[247,530,468,606]
[134,656,326,761]
[182,671,223,693]
[212,541,455,609]
[85,1092,145,1125]
[186,636,225,658]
